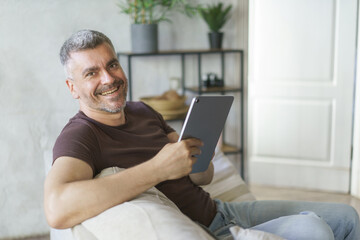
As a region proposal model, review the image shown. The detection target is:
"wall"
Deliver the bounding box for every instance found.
[0,0,243,238]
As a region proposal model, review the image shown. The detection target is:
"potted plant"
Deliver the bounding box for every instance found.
[198,2,232,49]
[118,0,196,53]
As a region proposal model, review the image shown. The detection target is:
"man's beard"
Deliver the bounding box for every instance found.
[95,79,128,113]
[100,99,127,113]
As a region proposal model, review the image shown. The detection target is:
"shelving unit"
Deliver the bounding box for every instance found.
[117,49,244,178]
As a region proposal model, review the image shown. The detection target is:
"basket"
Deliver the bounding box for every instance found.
[140,96,187,112]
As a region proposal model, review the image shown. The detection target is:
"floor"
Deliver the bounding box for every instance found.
[11,185,360,240]
[249,184,360,216]
[7,236,50,240]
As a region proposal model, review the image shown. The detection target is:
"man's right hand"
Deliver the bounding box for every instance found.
[151,138,203,181]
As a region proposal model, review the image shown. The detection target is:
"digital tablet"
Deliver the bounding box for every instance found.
[178,96,234,173]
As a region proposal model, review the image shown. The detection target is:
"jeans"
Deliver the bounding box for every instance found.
[208,199,360,240]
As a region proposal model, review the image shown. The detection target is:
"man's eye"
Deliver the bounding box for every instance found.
[86,72,96,77]
[110,63,119,69]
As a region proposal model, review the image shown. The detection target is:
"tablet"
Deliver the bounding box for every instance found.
[178,96,234,173]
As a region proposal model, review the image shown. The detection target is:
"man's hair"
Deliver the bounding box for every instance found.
[60,29,115,66]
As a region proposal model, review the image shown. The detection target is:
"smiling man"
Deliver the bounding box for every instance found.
[64,37,128,123]
[44,30,360,240]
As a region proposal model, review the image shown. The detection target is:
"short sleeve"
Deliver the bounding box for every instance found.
[53,122,99,173]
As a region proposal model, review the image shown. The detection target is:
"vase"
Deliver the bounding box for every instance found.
[208,32,223,49]
[131,24,158,53]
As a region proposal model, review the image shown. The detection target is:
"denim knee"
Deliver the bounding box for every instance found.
[296,211,335,240]
[331,204,360,240]
[342,204,359,226]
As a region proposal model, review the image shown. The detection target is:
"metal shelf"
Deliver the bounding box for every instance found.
[118,48,243,57]
[185,86,242,94]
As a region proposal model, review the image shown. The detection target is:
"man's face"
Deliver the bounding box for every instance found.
[66,43,128,113]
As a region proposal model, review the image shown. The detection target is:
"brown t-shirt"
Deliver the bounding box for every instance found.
[53,101,217,226]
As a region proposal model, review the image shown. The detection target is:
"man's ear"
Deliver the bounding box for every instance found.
[66,79,80,99]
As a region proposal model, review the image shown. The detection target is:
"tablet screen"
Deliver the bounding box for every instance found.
[178,96,234,173]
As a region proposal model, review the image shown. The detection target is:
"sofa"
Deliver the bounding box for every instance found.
[50,150,283,240]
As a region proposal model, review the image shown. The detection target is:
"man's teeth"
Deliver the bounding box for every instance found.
[100,87,119,96]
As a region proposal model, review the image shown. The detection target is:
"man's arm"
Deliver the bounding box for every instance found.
[44,137,202,229]
[167,132,214,185]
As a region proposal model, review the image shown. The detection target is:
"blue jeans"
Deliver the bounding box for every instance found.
[208,199,360,240]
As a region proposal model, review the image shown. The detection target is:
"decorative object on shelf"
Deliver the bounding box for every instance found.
[140,90,188,120]
[118,0,197,53]
[198,2,232,49]
[202,73,224,88]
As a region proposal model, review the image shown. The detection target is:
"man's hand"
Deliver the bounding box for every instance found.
[164,132,214,185]
[151,138,204,181]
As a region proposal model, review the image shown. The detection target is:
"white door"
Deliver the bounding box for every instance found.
[248,0,357,192]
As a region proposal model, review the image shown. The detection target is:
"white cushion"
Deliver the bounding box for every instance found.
[76,167,214,240]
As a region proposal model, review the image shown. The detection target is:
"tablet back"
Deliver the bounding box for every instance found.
[179,96,234,173]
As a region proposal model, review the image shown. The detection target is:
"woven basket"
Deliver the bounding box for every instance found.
[159,106,189,120]
[140,96,186,112]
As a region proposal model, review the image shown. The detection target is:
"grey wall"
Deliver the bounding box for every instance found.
[0,0,245,238]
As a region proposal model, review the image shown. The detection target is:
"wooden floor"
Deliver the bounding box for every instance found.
[249,184,360,216]
[11,185,360,240]
[1,235,49,240]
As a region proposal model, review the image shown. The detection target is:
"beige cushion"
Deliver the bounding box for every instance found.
[75,167,214,240]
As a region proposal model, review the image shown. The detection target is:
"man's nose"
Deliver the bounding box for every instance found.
[101,70,114,84]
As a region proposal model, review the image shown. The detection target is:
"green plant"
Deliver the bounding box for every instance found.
[118,0,197,24]
[198,3,232,32]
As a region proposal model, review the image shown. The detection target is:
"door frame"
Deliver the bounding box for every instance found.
[352,73,360,198]
[351,0,360,197]
[350,1,360,198]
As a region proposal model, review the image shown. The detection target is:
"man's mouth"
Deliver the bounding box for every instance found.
[99,86,120,96]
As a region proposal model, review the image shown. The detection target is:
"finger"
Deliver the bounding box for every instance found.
[184,138,204,147]
[189,146,201,156]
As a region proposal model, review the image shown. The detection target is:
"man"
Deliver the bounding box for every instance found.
[44,29,359,239]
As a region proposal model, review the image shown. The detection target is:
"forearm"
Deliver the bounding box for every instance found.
[45,159,161,229]
[189,161,214,185]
